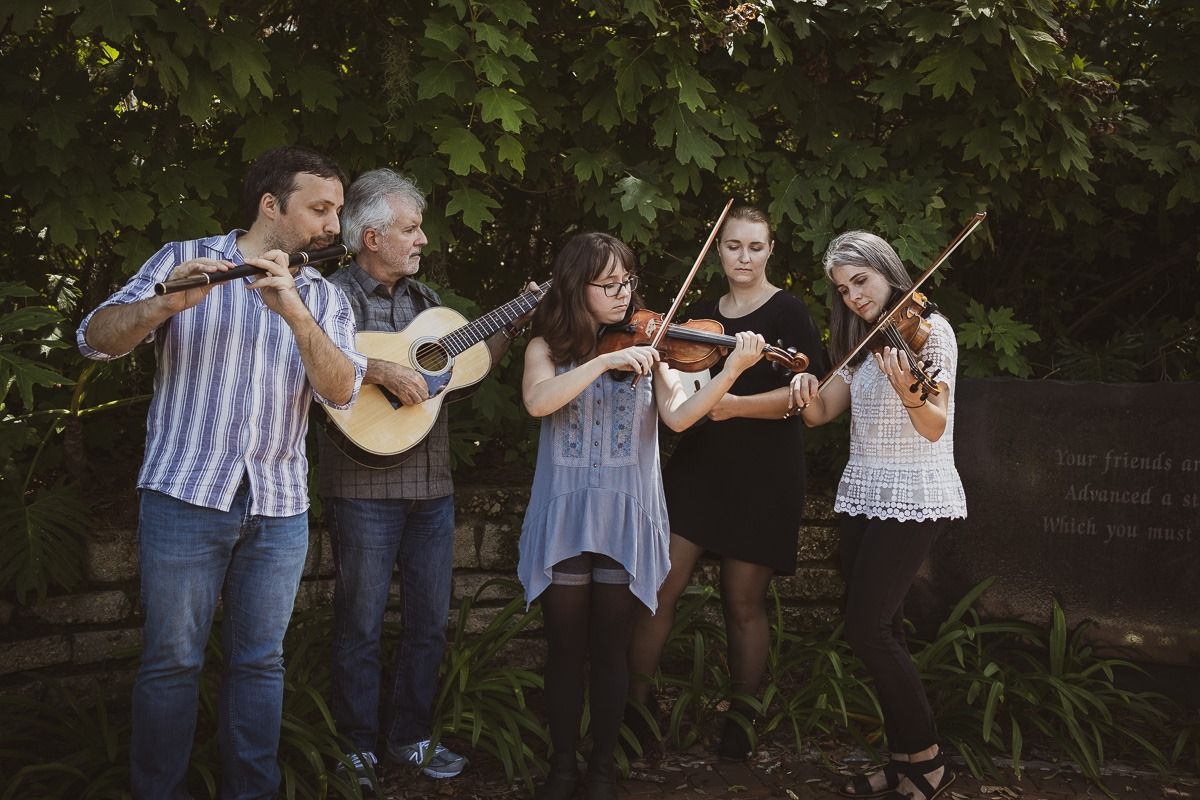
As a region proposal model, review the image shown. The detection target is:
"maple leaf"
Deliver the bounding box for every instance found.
[447,186,500,231]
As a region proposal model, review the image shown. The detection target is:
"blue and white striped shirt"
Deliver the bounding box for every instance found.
[77,230,367,517]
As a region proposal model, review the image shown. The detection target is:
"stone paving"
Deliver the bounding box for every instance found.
[377,740,1198,800]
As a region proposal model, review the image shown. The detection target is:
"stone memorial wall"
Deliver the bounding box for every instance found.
[912,378,1200,666]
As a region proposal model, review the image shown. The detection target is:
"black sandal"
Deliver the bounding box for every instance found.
[884,751,955,800]
[838,759,905,798]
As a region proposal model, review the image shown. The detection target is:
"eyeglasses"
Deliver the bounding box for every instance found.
[587,275,639,297]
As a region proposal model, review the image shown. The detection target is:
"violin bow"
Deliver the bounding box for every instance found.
[813,211,988,394]
[633,198,735,385]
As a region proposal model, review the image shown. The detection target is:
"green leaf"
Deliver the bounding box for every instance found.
[1114,184,1153,214]
[0,350,71,408]
[425,17,468,52]
[70,0,155,39]
[653,106,725,171]
[6,0,44,33]
[208,24,273,98]
[475,87,531,134]
[625,0,661,26]
[916,47,986,99]
[145,33,189,94]
[476,52,523,86]
[837,145,885,179]
[435,126,487,175]
[446,187,499,231]
[582,88,621,132]
[235,115,290,160]
[612,43,659,113]
[0,306,62,337]
[333,99,381,144]
[613,176,673,224]
[903,7,954,42]
[564,148,606,184]
[0,480,90,604]
[30,199,78,248]
[667,61,715,111]
[484,0,535,27]
[177,72,218,123]
[414,62,471,101]
[866,69,922,112]
[285,64,342,112]
[469,21,511,53]
[1007,25,1060,75]
[962,127,1012,170]
[36,105,84,149]
[495,134,525,174]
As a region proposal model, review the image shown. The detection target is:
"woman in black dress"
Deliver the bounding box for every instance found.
[627,206,826,759]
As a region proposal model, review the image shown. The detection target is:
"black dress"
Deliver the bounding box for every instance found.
[662,291,827,574]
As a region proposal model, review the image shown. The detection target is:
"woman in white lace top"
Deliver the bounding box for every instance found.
[789,231,964,800]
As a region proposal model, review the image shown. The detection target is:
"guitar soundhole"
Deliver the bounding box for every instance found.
[413,340,451,374]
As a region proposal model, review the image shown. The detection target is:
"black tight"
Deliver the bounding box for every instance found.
[720,559,775,702]
[541,553,639,774]
[840,515,945,753]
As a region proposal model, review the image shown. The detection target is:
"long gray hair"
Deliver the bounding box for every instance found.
[822,231,913,366]
[340,168,426,252]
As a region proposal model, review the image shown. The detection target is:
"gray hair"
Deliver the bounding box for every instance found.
[340,168,427,251]
[822,231,913,366]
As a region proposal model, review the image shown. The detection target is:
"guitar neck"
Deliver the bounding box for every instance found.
[440,280,552,356]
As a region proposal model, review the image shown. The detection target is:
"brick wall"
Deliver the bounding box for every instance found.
[0,487,842,698]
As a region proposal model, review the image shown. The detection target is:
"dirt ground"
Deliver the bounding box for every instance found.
[375,739,1197,800]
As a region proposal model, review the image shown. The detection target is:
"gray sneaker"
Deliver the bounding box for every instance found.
[387,739,468,778]
[335,750,379,789]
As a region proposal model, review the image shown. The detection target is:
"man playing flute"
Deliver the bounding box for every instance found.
[76,146,366,800]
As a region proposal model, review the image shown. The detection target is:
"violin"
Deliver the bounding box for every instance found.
[868,290,941,400]
[598,309,809,374]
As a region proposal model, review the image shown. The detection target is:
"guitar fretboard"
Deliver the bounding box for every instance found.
[439,280,553,356]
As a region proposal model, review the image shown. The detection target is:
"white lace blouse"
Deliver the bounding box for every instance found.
[834,313,968,522]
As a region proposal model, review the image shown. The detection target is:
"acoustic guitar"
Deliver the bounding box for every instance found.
[323,280,552,468]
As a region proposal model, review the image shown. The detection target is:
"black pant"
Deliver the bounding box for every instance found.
[839,514,946,753]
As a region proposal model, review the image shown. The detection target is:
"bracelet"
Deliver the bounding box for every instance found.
[502,323,528,341]
[782,402,808,419]
[901,398,926,409]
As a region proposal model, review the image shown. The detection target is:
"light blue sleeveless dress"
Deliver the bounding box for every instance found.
[518,366,671,612]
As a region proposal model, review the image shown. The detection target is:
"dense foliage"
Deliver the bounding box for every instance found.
[1,2,1197,604]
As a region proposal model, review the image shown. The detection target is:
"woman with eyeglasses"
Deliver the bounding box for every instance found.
[518,232,766,800]
[626,206,827,760]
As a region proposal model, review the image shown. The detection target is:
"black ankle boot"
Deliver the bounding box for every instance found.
[716,716,753,761]
[584,764,618,800]
[535,760,579,800]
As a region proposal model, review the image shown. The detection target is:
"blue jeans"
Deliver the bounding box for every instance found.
[131,485,308,800]
[327,495,455,751]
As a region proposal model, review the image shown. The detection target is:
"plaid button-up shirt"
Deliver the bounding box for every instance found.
[316,260,453,499]
[77,230,367,517]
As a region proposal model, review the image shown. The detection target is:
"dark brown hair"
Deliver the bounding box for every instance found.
[241,146,347,226]
[532,232,640,365]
